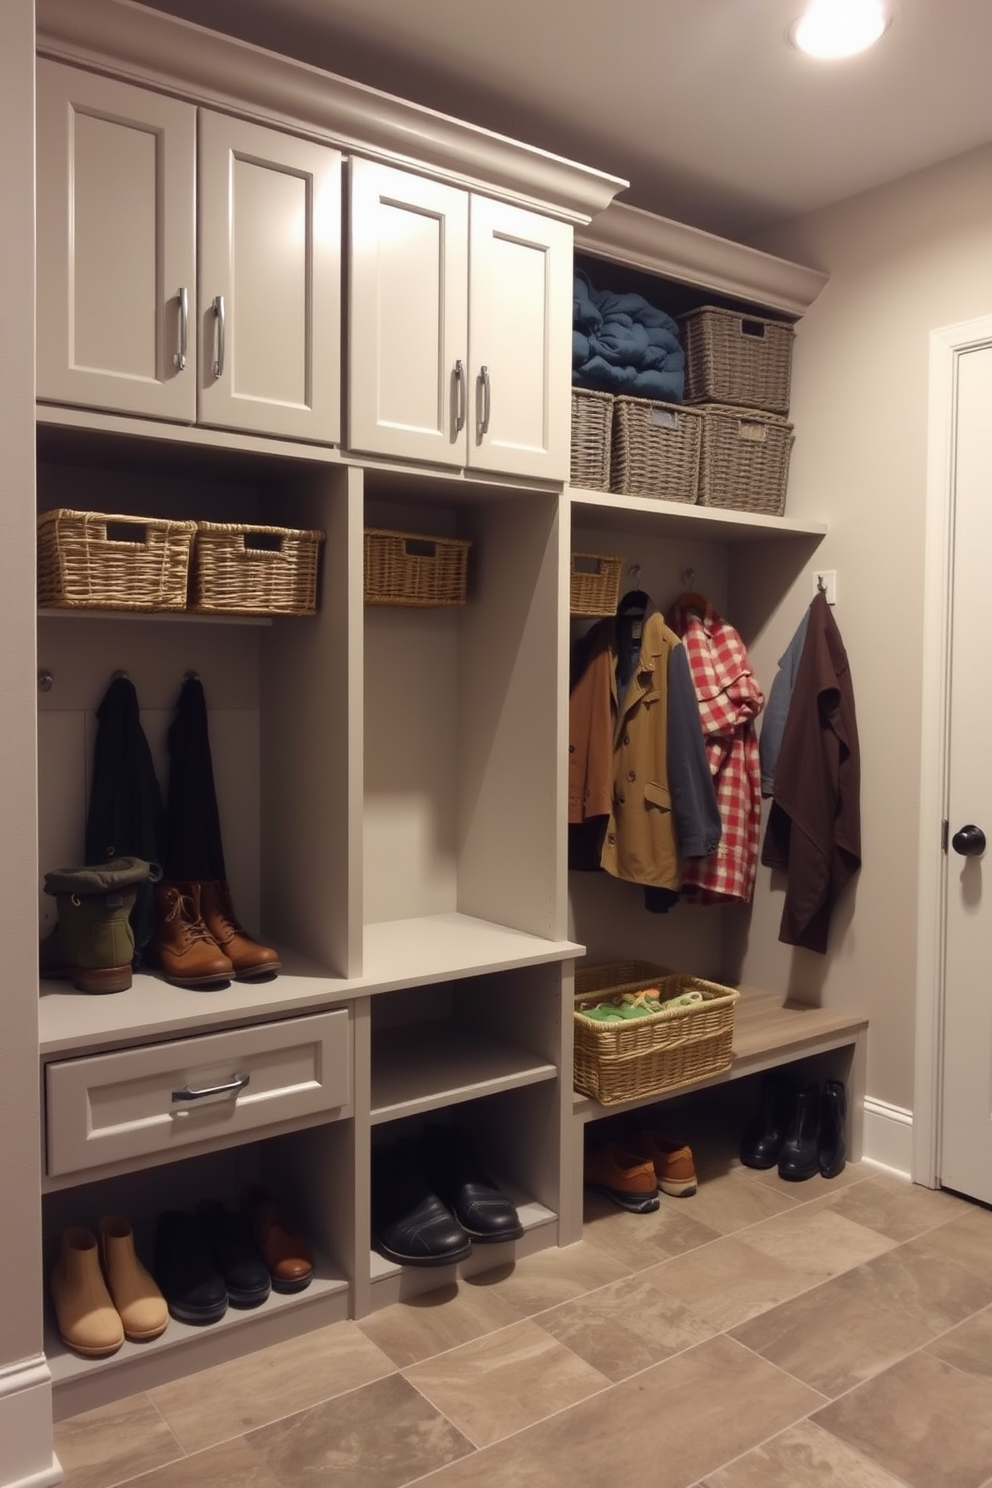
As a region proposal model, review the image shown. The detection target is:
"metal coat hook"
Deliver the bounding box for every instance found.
[816,573,827,594]
[627,562,641,583]
[182,670,200,685]
[681,567,696,589]
[37,669,54,693]
[110,669,131,682]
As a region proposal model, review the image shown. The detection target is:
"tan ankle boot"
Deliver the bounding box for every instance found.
[198,880,281,979]
[50,1227,124,1357]
[98,1215,168,1342]
[149,882,234,986]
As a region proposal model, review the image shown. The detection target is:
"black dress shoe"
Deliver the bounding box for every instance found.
[372,1141,472,1267]
[197,1200,271,1309]
[423,1124,524,1244]
[154,1209,228,1325]
[740,1071,792,1169]
[819,1080,848,1178]
[777,1082,822,1181]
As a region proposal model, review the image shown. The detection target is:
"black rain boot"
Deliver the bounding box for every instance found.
[777,1082,822,1181]
[740,1071,792,1169]
[818,1080,848,1179]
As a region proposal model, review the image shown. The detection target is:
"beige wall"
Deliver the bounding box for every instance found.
[738,142,992,1113]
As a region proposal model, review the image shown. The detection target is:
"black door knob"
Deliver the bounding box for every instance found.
[952,824,986,856]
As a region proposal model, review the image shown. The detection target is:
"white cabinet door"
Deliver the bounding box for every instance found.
[348,158,469,464]
[468,196,572,480]
[36,60,197,422]
[198,112,342,442]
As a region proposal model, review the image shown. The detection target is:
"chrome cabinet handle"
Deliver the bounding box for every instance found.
[171,1072,249,1103]
[174,286,188,371]
[454,359,466,434]
[212,293,226,378]
[478,364,491,437]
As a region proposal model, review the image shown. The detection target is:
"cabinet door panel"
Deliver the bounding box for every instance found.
[36,60,196,421]
[198,111,342,442]
[348,159,468,464]
[468,196,572,480]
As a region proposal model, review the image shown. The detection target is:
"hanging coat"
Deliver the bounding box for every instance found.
[162,675,227,882]
[760,590,861,953]
[667,598,765,905]
[84,675,165,962]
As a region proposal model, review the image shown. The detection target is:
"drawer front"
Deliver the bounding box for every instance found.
[46,1010,351,1177]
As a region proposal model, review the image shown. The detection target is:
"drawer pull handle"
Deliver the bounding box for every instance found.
[171,1072,250,1103]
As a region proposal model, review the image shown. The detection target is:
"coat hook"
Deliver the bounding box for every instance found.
[681,567,696,589]
[38,669,54,693]
[110,669,130,682]
[816,573,827,594]
[627,562,641,583]
[182,670,200,685]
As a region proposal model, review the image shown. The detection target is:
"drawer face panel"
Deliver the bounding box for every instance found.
[46,1009,351,1176]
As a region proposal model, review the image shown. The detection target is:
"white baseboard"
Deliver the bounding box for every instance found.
[0,1357,61,1488]
[861,1097,913,1178]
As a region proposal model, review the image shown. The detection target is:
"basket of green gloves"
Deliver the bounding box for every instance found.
[573,960,739,1105]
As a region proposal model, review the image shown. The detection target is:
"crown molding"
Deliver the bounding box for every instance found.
[36,0,626,224]
[575,200,828,317]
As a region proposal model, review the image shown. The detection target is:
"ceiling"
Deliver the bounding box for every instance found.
[145,0,992,239]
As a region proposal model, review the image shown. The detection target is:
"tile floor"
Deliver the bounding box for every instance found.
[53,1137,992,1488]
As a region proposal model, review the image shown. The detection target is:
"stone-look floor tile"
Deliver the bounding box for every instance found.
[582,1188,724,1268]
[410,1435,567,1487]
[699,1418,914,1488]
[470,1333,826,1488]
[740,1204,896,1287]
[676,1166,803,1236]
[814,1350,992,1488]
[150,1319,397,1452]
[730,1235,992,1399]
[403,1317,608,1449]
[356,1279,524,1368]
[908,1203,992,1280]
[535,1272,716,1382]
[643,1233,814,1330]
[927,1305,992,1382]
[807,1171,969,1243]
[245,1372,473,1488]
[753,1160,867,1199]
[460,1238,628,1316]
[54,1392,183,1488]
[114,1436,284,1488]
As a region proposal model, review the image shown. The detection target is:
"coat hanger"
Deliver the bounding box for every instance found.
[673,567,709,617]
[616,563,651,617]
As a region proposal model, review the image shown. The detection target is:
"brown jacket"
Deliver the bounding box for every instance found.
[760,591,861,952]
[569,611,685,891]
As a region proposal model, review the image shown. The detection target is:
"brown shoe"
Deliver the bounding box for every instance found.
[584,1141,660,1213]
[198,880,281,980]
[242,1185,314,1293]
[628,1131,698,1196]
[149,882,234,987]
[50,1227,124,1358]
[98,1215,169,1341]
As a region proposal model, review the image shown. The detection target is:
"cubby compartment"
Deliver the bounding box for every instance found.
[362,476,568,962]
[42,1121,355,1419]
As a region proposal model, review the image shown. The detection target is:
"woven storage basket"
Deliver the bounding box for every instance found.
[610,396,703,502]
[570,552,622,616]
[189,522,325,615]
[570,388,614,490]
[679,305,795,414]
[696,404,794,517]
[37,509,197,612]
[573,959,739,1105]
[364,527,471,607]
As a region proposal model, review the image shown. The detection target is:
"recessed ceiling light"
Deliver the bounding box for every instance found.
[790,0,892,59]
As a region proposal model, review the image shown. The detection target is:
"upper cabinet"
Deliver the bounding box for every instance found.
[347,159,572,481]
[36,60,342,443]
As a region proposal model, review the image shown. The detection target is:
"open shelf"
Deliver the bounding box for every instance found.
[569,486,827,542]
[371,1021,556,1123]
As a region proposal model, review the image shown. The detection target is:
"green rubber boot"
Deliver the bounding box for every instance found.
[40,858,161,994]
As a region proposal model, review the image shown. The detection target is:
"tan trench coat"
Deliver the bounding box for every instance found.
[568,611,684,891]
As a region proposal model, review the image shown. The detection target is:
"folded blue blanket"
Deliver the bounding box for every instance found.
[573,269,685,402]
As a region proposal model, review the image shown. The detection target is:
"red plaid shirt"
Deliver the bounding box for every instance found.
[667,599,765,904]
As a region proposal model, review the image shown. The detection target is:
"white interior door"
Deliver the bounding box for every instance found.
[940,338,992,1204]
[198,111,342,442]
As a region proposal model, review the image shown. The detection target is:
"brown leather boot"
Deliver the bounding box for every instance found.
[198,880,281,979]
[149,882,234,987]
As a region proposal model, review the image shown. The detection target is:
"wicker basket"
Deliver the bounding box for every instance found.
[37,509,197,612]
[189,522,325,615]
[570,388,614,490]
[364,528,471,607]
[570,552,622,616]
[679,305,795,415]
[696,404,794,517]
[610,396,703,502]
[573,959,739,1105]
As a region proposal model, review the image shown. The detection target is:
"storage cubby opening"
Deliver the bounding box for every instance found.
[574,252,799,327]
